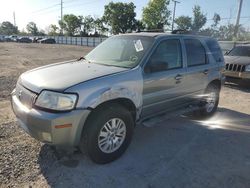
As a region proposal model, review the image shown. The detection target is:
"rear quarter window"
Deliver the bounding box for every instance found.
[184,39,206,67]
[206,39,224,62]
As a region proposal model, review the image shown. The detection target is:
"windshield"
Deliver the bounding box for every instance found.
[228,46,250,57]
[85,35,154,68]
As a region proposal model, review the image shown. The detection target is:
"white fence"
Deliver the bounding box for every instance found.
[44,36,107,47]
[0,35,107,47]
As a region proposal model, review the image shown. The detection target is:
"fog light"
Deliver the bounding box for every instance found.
[41,132,52,142]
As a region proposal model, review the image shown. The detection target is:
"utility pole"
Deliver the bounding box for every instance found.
[171,0,180,31]
[13,11,16,26]
[60,0,63,35]
[61,0,63,21]
[234,0,243,38]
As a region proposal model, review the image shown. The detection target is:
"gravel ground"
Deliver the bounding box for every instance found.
[0,43,250,188]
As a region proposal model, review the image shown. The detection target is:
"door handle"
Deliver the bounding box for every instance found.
[203,69,209,75]
[175,74,183,80]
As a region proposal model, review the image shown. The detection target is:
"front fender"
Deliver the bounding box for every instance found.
[65,67,143,118]
[83,86,141,109]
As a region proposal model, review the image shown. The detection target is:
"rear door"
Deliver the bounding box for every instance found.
[183,38,211,96]
[141,38,188,118]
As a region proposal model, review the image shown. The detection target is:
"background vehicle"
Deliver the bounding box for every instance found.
[32,37,43,43]
[11,33,225,164]
[17,37,32,43]
[39,38,56,44]
[9,35,18,42]
[224,45,250,85]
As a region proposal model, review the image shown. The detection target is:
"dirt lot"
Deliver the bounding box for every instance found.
[0,43,250,188]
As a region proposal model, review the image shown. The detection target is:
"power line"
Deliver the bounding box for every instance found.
[31,3,60,14]
[206,16,250,21]
[63,0,105,10]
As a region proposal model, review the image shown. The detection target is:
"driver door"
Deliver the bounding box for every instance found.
[141,38,188,118]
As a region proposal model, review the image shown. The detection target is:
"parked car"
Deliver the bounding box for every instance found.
[39,38,56,44]
[11,33,225,164]
[3,36,12,42]
[32,37,43,43]
[224,45,250,84]
[9,35,18,42]
[17,37,32,43]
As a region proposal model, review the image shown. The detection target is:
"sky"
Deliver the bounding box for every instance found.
[0,0,250,32]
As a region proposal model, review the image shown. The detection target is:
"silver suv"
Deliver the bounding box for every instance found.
[11,33,225,163]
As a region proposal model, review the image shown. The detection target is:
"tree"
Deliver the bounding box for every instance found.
[175,5,206,32]
[134,20,145,32]
[142,0,171,30]
[26,22,38,35]
[212,13,221,28]
[82,15,95,34]
[59,14,82,36]
[93,18,108,35]
[191,5,207,32]
[103,2,136,34]
[175,16,192,30]
[199,13,221,38]
[48,24,59,36]
[0,21,18,35]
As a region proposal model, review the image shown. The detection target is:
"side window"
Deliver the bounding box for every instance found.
[184,39,206,67]
[206,39,223,62]
[145,39,182,73]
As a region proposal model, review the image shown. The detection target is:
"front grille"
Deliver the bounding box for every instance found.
[15,84,37,109]
[225,64,245,72]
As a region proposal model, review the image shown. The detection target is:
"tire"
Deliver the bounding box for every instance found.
[79,104,134,164]
[195,84,220,118]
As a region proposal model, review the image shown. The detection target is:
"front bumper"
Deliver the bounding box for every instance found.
[224,71,250,80]
[11,94,90,147]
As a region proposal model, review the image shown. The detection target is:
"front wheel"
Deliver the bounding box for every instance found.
[80,104,134,164]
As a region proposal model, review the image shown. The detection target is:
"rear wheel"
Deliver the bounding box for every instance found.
[195,84,220,118]
[80,104,134,164]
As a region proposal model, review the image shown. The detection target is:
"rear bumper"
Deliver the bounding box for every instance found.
[224,71,250,80]
[11,94,91,147]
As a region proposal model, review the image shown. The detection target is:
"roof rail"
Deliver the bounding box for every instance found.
[171,29,191,34]
[136,29,164,33]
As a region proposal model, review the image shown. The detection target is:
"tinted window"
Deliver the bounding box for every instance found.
[206,39,223,62]
[184,39,206,66]
[145,39,182,73]
[228,46,250,57]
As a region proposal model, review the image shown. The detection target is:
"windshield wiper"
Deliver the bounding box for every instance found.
[77,56,91,63]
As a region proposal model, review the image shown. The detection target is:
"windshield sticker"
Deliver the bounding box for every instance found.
[134,40,144,52]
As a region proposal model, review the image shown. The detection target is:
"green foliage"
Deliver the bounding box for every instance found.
[48,24,59,36]
[0,21,18,35]
[26,22,38,35]
[103,2,136,34]
[82,15,95,34]
[191,5,207,31]
[59,14,82,36]
[175,5,206,32]
[134,20,145,32]
[175,16,192,30]
[93,18,108,34]
[142,0,171,30]
[212,13,221,28]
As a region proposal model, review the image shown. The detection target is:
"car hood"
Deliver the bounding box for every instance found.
[224,56,250,65]
[20,60,128,93]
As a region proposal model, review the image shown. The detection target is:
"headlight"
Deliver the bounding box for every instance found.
[245,65,250,72]
[35,90,77,111]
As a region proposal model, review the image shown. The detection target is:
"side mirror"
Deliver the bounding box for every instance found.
[145,60,168,73]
